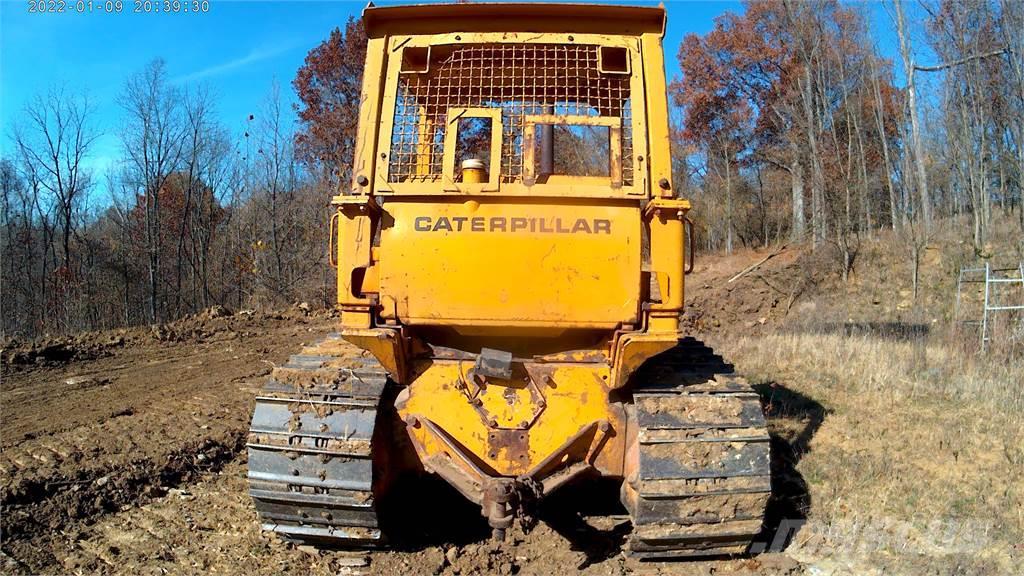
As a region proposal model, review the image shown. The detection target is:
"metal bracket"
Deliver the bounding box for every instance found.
[474,347,513,380]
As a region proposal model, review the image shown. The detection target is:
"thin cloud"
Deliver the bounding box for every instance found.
[175,43,296,84]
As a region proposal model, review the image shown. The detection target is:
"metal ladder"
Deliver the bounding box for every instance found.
[955,262,1024,352]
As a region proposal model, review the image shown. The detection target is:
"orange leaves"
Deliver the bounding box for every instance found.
[292,18,367,185]
[673,23,755,151]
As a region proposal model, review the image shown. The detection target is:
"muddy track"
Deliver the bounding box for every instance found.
[0,310,336,573]
[44,454,802,576]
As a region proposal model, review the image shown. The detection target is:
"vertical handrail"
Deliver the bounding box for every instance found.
[1019,261,1024,345]
[684,217,695,274]
[955,268,963,321]
[328,211,340,268]
[981,262,990,352]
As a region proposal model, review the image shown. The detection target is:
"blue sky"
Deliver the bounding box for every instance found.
[0,0,921,178]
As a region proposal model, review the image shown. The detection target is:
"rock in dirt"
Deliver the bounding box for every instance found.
[203,305,232,319]
[64,375,109,390]
[423,548,446,574]
[297,545,321,558]
[444,546,459,565]
[334,554,369,568]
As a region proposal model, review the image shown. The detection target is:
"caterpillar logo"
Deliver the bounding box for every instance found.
[413,216,612,234]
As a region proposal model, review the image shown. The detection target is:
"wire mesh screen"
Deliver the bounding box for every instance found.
[388,44,634,186]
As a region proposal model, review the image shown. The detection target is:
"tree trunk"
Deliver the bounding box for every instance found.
[894,0,932,227]
[790,143,806,242]
[870,56,900,229]
[724,143,733,255]
[799,69,826,248]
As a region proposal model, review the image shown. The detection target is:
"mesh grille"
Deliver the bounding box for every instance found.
[388,44,634,186]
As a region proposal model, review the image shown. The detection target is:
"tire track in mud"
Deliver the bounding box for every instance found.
[0,311,336,573]
[54,458,338,576]
[1,377,260,572]
[58,456,803,576]
[2,425,247,570]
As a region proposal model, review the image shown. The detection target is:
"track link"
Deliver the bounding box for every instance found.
[623,337,771,559]
[247,333,390,547]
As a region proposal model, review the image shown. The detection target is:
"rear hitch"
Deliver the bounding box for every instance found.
[483,476,545,541]
[483,480,516,541]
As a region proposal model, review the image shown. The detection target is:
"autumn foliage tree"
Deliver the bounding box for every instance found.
[673,1,906,276]
[293,17,367,191]
[674,0,1021,271]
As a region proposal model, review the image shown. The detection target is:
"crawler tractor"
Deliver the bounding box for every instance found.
[247,3,770,559]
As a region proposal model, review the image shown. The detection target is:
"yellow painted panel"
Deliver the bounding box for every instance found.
[363,4,665,38]
[379,199,641,328]
[399,361,622,477]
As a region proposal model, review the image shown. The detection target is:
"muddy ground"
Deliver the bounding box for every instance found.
[0,249,934,575]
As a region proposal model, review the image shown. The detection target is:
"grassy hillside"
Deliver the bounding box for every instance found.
[688,216,1024,574]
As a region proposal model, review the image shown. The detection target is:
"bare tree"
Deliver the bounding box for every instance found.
[998,0,1023,229]
[118,59,185,323]
[12,89,97,275]
[11,88,98,329]
[246,83,330,307]
[893,0,933,227]
[868,53,901,230]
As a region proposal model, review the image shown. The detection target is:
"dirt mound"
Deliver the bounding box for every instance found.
[2,332,126,369]
[2,305,337,373]
[147,305,335,343]
[683,246,824,334]
[149,305,241,342]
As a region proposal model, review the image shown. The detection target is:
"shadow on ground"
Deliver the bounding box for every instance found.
[376,464,631,565]
[751,381,828,553]
[376,472,492,549]
[803,321,930,342]
[540,476,631,568]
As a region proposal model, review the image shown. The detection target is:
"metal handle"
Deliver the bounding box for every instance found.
[684,217,695,274]
[328,211,340,268]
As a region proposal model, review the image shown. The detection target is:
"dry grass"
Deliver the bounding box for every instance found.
[726,331,1023,574]
[685,215,1023,572]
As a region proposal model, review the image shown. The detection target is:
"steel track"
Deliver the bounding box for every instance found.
[247,334,390,547]
[623,338,771,559]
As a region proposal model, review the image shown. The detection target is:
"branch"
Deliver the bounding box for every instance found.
[728,244,788,283]
[752,151,793,174]
[914,47,1008,72]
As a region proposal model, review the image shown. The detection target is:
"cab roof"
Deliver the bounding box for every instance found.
[362,2,666,38]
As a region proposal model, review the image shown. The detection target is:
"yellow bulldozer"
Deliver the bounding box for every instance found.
[247,2,770,559]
